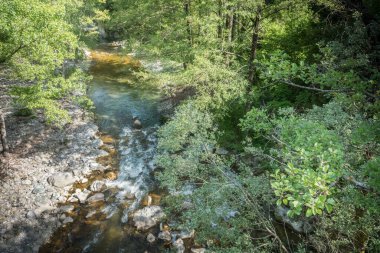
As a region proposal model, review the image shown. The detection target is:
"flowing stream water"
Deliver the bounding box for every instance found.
[40,46,165,253]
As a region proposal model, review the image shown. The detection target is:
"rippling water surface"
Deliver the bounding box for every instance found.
[40,46,164,253]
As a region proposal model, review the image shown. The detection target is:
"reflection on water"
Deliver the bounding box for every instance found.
[88,50,161,136]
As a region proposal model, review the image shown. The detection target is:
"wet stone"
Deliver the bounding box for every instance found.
[87,193,105,203]
[173,238,185,253]
[90,180,105,192]
[60,205,75,213]
[147,233,156,243]
[158,231,171,242]
[62,217,74,224]
[73,189,90,204]
[191,248,206,253]
[132,206,165,231]
[85,210,97,219]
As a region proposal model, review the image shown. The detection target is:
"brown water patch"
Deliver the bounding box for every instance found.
[142,193,162,206]
[89,51,141,67]
[88,50,141,81]
[100,134,116,145]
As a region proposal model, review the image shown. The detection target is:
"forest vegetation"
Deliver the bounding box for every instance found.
[1,0,379,252]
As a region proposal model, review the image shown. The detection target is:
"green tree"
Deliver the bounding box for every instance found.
[0,0,107,155]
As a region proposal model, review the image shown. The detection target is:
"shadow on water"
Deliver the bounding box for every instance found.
[40,46,166,253]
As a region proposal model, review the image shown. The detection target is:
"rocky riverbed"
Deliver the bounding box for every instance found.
[0,101,110,252]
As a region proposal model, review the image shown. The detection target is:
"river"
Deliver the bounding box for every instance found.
[40,45,165,253]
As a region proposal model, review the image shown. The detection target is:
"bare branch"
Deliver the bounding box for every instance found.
[281,79,345,93]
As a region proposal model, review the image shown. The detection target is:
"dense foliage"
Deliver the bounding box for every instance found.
[104,0,380,252]
[0,0,107,125]
[1,0,379,252]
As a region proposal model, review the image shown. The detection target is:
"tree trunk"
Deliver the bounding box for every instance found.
[225,7,235,65]
[0,113,9,156]
[248,7,261,85]
[232,12,237,43]
[227,9,234,45]
[183,0,193,69]
[184,1,193,47]
[217,0,223,40]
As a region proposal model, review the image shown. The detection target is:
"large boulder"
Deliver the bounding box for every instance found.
[47,172,76,188]
[132,206,165,230]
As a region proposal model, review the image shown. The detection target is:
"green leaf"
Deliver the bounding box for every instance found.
[326,204,333,213]
[306,208,313,217]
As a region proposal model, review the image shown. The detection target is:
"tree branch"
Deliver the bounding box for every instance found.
[281,79,346,93]
[0,44,26,64]
[280,79,379,100]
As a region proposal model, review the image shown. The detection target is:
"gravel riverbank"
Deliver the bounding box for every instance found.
[0,82,109,252]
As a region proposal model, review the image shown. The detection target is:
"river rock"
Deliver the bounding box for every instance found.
[72,169,82,177]
[62,217,74,224]
[142,195,152,206]
[67,196,79,203]
[90,180,105,192]
[59,214,67,222]
[47,172,76,188]
[158,231,171,241]
[180,229,195,239]
[87,193,105,203]
[147,233,156,243]
[191,248,206,253]
[173,238,185,253]
[80,178,89,184]
[86,210,97,219]
[32,185,45,194]
[132,206,165,230]
[22,179,32,185]
[106,171,117,181]
[160,222,170,231]
[34,204,55,217]
[60,205,75,213]
[73,189,91,204]
[124,191,135,199]
[132,117,142,129]
[26,210,36,219]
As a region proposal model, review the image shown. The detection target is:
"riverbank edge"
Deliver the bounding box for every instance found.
[0,79,110,253]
